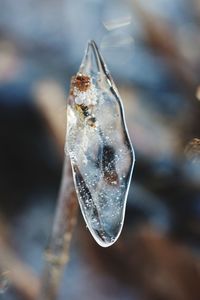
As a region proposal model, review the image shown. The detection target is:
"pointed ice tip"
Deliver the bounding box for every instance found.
[79,40,105,78]
[87,40,99,54]
[88,39,97,47]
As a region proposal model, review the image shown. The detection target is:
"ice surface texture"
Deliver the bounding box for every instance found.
[66,40,135,247]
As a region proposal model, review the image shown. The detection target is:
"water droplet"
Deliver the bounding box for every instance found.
[67,40,135,247]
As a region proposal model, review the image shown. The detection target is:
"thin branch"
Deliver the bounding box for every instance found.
[34,80,78,299]
[38,156,78,300]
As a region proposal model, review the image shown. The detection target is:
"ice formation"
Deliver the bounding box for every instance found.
[66,40,135,247]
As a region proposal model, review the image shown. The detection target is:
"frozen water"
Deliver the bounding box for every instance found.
[66,40,135,247]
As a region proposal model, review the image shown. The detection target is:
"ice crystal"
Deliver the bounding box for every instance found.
[66,40,135,247]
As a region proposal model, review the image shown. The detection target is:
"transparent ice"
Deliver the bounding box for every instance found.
[66,40,135,247]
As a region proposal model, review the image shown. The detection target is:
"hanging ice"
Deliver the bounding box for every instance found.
[66,40,135,247]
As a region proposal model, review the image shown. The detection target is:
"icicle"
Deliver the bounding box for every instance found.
[66,40,135,247]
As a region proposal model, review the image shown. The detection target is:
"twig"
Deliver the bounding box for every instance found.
[34,80,78,299]
[38,156,78,300]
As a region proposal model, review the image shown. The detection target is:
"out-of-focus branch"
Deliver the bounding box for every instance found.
[33,80,66,155]
[129,0,198,94]
[129,0,200,145]
[0,219,40,300]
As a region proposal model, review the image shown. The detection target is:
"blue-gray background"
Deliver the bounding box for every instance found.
[0,1,199,300]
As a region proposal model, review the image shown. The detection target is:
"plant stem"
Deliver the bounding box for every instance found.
[38,156,78,300]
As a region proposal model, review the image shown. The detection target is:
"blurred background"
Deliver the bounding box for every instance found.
[0,0,200,299]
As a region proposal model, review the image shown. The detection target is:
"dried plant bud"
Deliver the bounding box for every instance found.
[74,74,91,92]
